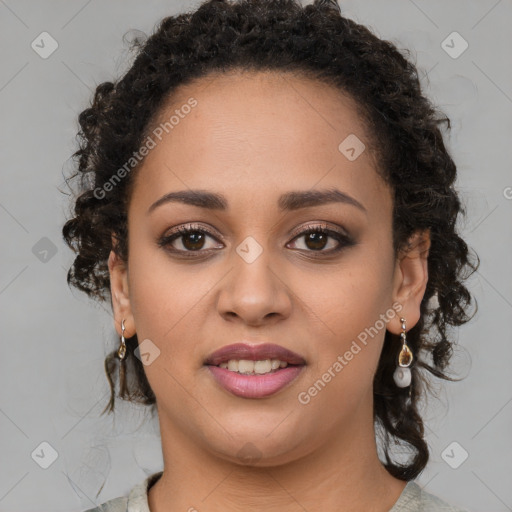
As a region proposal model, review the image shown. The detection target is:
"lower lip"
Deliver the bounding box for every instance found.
[206,365,304,399]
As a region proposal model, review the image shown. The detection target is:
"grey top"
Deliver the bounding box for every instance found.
[83,471,469,512]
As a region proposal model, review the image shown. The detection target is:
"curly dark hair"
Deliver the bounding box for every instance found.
[61,0,479,481]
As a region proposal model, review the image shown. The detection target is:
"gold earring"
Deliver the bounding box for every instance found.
[393,317,413,388]
[117,319,127,361]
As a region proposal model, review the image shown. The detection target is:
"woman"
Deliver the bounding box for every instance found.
[62,0,478,510]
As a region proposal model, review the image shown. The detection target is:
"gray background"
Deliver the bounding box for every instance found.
[1,0,511,511]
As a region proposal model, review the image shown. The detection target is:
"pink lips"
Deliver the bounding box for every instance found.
[204,343,306,399]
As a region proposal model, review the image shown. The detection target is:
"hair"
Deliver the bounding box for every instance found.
[61,0,479,481]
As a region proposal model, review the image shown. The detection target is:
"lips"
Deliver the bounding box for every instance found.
[204,343,306,367]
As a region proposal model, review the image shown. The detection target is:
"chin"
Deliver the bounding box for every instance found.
[201,425,313,468]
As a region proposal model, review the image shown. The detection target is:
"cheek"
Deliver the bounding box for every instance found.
[126,242,216,364]
[295,255,394,393]
[125,251,202,401]
[125,241,180,349]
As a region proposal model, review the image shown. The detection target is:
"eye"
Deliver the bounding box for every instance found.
[158,222,354,258]
[287,224,354,255]
[158,223,223,255]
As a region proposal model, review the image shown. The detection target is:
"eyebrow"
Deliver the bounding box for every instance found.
[147,188,367,215]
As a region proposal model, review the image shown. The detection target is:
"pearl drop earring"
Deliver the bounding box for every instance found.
[393,317,413,388]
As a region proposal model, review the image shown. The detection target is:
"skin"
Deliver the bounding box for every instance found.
[108,69,430,512]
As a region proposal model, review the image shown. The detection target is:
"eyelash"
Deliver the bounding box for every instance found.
[157,223,354,258]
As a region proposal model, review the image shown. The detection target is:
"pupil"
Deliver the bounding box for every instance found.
[306,232,327,250]
[183,232,204,250]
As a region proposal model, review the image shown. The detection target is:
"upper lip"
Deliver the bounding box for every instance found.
[204,343,306,366]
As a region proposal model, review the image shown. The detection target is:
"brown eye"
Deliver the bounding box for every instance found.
[287,226,354,255]
[179,230,207,251]
[158,224,223,254]
[303,231,329,251]
[158,223,354,259]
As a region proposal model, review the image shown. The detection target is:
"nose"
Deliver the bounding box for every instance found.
[217,249,292,326]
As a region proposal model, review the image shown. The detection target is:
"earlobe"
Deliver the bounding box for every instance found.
[108,244,135,337]
[389,229,431,334]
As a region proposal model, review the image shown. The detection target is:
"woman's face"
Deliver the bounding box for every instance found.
[109,70,426,465]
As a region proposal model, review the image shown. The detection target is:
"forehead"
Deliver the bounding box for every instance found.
[130,69,390,216]
[150,69,370,161]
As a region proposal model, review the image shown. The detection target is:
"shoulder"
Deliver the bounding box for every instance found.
[82,496,128,512]
[80,470,162,512]
[391,480,470,512]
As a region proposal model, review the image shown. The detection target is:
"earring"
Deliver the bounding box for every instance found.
[393,317,413,388]
[117,319,127,361]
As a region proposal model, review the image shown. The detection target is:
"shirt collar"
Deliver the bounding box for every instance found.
[127,471,163,512]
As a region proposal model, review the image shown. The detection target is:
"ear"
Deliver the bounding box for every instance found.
[108,235,135,338]
[388,229,431,335]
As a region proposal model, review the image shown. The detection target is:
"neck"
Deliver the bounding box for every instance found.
[148,395,407,512]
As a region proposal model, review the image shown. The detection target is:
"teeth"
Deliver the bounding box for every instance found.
[218,359,289,374]
[238,360,254,374]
